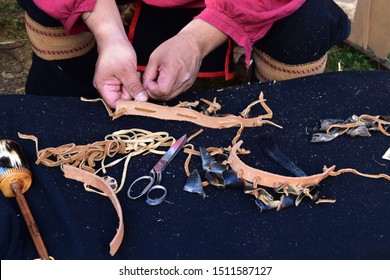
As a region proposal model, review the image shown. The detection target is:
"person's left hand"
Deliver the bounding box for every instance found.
[142,33,202,101]
[143,19,228,101]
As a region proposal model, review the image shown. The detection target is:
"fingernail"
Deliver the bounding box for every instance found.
[135,92,148,101]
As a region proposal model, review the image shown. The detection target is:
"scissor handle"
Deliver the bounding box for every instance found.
[145,185,167,206]
[127,175,154,200]
[127,170,167,205]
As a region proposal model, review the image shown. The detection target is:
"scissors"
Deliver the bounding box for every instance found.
[127,134,187,205]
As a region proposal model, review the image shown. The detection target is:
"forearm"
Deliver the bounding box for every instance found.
[178,19,228,59]
[81,0,147,105]
[82,0,128,51]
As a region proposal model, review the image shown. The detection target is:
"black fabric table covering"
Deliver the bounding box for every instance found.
[1,71,389,260]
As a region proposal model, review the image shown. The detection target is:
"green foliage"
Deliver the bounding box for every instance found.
[326,44,381,72]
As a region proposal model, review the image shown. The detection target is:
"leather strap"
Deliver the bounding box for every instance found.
[228,140,390,191]
[63,165,124,256]
[228,140,336,189]
[113,93,281,129]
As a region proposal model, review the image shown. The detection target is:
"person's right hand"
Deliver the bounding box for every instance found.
[93,38,148,108]
[82,0,148,109]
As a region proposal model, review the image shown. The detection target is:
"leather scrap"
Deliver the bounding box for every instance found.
[228,140,390,191]
[228,140,336,189]
[112,93,281,129]
[63,165,124,256]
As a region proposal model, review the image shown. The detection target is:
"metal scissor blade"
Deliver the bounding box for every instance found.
[153,134,187,173]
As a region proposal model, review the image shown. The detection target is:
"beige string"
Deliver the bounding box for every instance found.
[199,97,221,114]
[329,168,390,181]
[174,100,199,108]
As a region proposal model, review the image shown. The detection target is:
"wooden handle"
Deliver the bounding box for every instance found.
[11,180,50,260]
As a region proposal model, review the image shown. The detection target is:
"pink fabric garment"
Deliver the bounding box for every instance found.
[196,0,307,65]
[33,0,96,34]
[33,0,306,64]
[142,0,204,8]
[144,0,307,65]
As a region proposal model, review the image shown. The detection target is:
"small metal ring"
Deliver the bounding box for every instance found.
[103,176,118,190]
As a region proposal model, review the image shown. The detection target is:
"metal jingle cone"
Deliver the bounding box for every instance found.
[0,139,50,260]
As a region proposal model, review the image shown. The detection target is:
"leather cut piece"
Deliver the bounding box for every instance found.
[63,165,124,256]
[228,140,336,189]
[18,130,174,194]
[228,140,390,191]
[112,93,281,129]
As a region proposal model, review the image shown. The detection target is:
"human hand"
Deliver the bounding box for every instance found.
[143,19,228,101]
[82,0,148,108]
[142,33,202,101]
[93,38,148,108]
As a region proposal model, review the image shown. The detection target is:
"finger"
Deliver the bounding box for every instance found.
[160,80,193,101]
[143,59,158,81]
[144,66,177,100]
[142,61,159,91]
[121,74,148,102]
[120,86,132,101]
[100,83,122,108]
[94,77,121,108]
[104,84,121,92]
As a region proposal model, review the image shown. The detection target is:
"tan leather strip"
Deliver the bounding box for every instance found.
[228,140,336,189]
[253,48,328,82]
[113,93,282,129]
[359,115,390,136]
[25,12,96,60]
[63,165,124,256]
[228,140,390,190]
[329,168,390,181]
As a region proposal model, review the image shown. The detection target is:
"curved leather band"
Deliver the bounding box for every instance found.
[228,140,336,189]
[63,165,124,256]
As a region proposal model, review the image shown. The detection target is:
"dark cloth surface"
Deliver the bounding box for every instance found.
[1,71,389,260]
[25,50,99,98]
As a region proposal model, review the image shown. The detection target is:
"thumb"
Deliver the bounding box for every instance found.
[122,75,148,102]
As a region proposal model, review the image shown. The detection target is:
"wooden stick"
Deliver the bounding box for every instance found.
[10,180,49,260]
